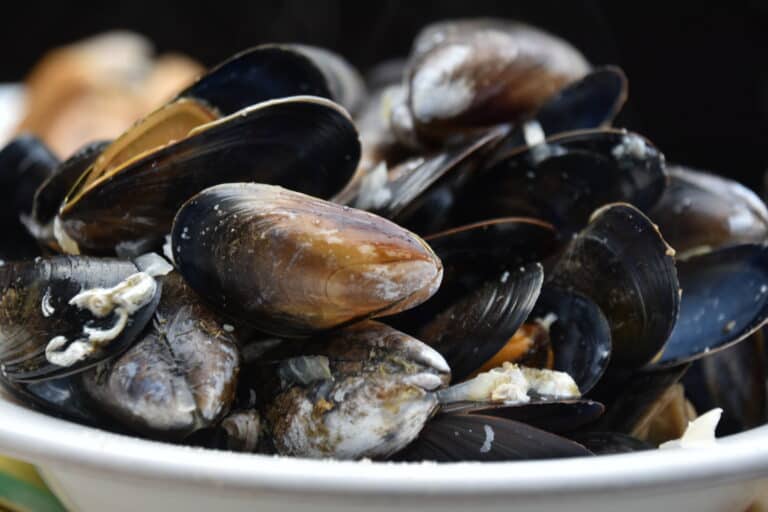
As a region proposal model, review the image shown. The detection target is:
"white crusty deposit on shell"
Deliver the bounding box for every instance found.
[611,133,650,160]
[411,44,475,122]
[45,272,157,367]
[436,362,580,405]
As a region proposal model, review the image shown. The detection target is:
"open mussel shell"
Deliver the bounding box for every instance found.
[442,399,605,434]
[683,331,768,435]
[259,321,450,459]
[389,217,558,335]
[354,125,505,214]
[395,413,592,462]
[550,203,679,369]
[417,264,544,381]
[649,243,768,368]
[29,140,110,241]
[382,126,509,233]
[177,45,332,115]
[58,96,361,254]
[451,129,667,235]
[172,184,442,337]
[649,165,768,256]
[81,272,240,439]
[406,19,589,143]
[0,256,161,382]
[531,286,611,394]
[492,67,628,158]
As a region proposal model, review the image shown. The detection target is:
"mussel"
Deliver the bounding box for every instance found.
[255,321,450,459]
[82,272,240,439]
[55,96,360,254]
[404,18,589,145]
[0,256,161,382]
[172,184,442,337]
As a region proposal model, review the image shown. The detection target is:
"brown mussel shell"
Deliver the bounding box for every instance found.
[406,19,589,143]
[261,321,450,459]
[172,183,443,337]
[649,165,768,256]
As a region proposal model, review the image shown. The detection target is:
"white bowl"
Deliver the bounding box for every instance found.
[0,393,766,512]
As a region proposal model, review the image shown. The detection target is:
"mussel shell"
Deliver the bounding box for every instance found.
[0,135,59,258]
[81,272,239,439]
[0,257,161,382]
[417,264,544,381]
[394,413,592,462]
[0,135,59,216]
[531,286,611,394]
[492,67,628,157]
[59,96,361,254]
[177,45,333,115]
[451,130,667,235]
[590,363,691,434]
[566,431,653,454]
[262,321,450,460]
[426,217,559,272]
[286,44,366,113]
[550,203,680,369]
[441,399,605,434]
[649,165,768,256]
[384,126,508,233]
[682,331,768,435]
[172,184,442,337]
[650,243,768,367]
[406,19,589,141]
[31,140,110,231]
[0,374,110,428]
[389,218,557,334]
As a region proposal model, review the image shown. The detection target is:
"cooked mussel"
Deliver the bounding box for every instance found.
[177,45,333,115]
[258,321,450,459]
[404,18,590,144]
[416,264,544,381]
[81,271,239,439]
[491,66,628,157]
[28,140,110,249]
[56,96,360,254]
[649,243,768,368]
[172,184,442,337]
[448,129,667,235]
[0,256,161,382]
[550,203,679,368]
[649,165,768,257]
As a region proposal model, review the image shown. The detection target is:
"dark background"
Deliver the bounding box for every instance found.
[3,1,768,190]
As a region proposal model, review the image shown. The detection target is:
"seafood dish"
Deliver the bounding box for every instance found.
[0,18,766,462]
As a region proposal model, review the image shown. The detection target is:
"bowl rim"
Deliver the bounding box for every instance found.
[0,395,767,499]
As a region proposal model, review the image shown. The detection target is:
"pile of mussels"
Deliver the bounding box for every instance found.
[0,19,767,461]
